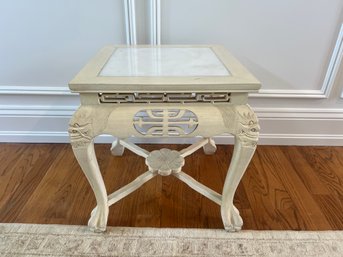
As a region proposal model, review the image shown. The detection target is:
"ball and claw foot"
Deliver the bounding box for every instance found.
[88,206,109,233]
[222,205,243,232]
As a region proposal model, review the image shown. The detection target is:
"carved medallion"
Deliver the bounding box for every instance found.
[133,109,198,136]
[146,148,185,176]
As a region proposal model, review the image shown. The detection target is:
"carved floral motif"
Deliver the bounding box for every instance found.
[146,148,185,176]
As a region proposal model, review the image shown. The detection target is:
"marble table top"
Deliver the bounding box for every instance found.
[100,47,230,77]
[69,45,260,93]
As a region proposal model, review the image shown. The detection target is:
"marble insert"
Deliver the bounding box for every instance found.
[99,47,230,77]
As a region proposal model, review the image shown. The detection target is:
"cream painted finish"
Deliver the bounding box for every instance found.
[69,45,260,93]
[68,45,260,232]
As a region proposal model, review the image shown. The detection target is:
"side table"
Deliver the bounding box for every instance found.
[68,45,261,232]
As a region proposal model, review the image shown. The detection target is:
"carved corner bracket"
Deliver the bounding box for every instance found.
[235,106,260,148]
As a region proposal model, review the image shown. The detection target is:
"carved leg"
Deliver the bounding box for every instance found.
[221,105,259,231]
[110,138,125,156]
[203,138,217,155]
[72,143,109,232]
[221,138,256,231]
[69,122,108,232]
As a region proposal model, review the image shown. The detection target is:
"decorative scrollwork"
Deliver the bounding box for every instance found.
[68,123,93,147]
[133,109,198,136]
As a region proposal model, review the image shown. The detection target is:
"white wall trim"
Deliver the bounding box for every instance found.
[251,23,343,99]
[148,1,343,99]
[0,85,73,95]
[250,89,327,98]
[4,21,337,99]
[255,108,343,120]
[150,0,161,45]
[1,23,342,98]
[124,0,137,45]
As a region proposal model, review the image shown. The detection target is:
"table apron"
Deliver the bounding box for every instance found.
[69,103,259,141]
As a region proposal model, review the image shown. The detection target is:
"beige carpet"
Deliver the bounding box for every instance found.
[0,223,342,257]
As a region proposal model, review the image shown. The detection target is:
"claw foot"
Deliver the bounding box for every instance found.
[222,205,243,232]
[88,205,109,232]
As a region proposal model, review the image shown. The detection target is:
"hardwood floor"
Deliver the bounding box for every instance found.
[0,143,342,230]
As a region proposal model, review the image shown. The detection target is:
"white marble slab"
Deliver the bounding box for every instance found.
[99,47,230,77]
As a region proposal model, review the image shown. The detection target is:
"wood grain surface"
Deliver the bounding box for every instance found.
[0,143,342,230]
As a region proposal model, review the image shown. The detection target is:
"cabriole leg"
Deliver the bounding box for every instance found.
[221,105,259,231]
[69,121,109,232]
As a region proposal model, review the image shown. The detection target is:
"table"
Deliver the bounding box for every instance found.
[68,45,261,232]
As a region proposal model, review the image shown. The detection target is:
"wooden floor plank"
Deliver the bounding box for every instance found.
[242,147,308,230]
[280,146,331,195]
[0,143,342,230]
[299,146,343,196]
[313,194,343,230]
[0,144,29,176]
[15,145,90,224]
[0,144,64,222]
[262,146,332,229]
[0,144,31,207]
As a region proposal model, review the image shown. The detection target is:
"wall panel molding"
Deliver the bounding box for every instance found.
[124,0,137,45]
[0,86,73,95]
[251,23,343,99]
[3,22,341,99]
[151,0,343,99]
[150,0,161,45]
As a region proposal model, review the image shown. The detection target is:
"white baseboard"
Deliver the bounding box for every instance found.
[1,105,343,146]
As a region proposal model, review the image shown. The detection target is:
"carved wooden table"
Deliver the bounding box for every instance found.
[68,45,261,232]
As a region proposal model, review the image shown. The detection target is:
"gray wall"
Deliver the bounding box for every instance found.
[1,0,343,145]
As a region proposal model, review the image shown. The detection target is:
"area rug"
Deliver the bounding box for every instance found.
[0,223,342,257]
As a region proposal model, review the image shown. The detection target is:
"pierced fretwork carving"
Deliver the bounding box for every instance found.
[133,109,198,136]
[99,92,230,104]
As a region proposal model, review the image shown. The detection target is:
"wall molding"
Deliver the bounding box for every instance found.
[150,0,161,45]
[0,85,73,95]
[147,0,343,99]
[2,23,341,99]
[123,0,137,45]
[251,23,343,99]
